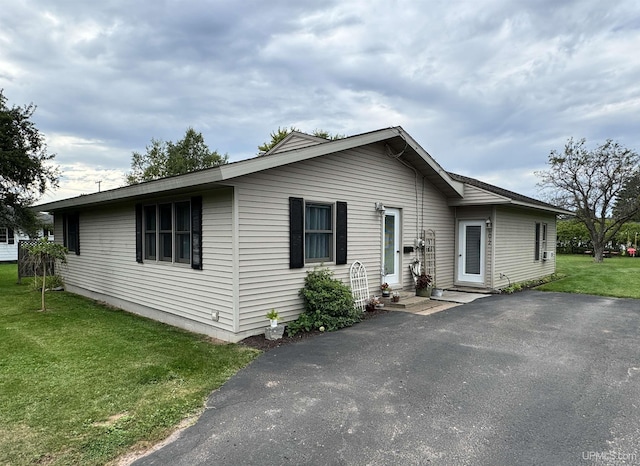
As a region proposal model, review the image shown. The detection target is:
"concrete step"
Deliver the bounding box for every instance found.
[376,288,491,314]
[378,291,440,312]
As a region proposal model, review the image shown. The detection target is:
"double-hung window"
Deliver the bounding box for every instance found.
[289,197,347,268]
[143,201,192,264]
[0,227,15,244]
[136,196,202,269]
[159,203,173,262]
[144,205,157,260]
[63,213,80,255]
[305,203,333,262]
[175,201,191,264]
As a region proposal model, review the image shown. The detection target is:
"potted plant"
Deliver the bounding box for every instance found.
[367,296,382,311]
[266,308,279,328]
[380,282,391,297]
[392,291,400,303]
[415,273,433,297]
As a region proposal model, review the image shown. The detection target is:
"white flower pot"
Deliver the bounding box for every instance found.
[270,319,278,328]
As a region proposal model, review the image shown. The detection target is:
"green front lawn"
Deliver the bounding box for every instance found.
[0,264,259,466]
[536,253,640,298]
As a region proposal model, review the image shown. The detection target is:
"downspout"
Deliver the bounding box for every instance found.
[232,186,240,334]
[489,206,496,290]
[454,206,458,286]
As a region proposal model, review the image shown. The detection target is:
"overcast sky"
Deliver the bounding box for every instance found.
[2,0,639,203]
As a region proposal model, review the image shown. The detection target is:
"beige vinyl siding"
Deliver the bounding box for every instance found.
[270,134,326,153]
[450,184,509,205]
[232,142,455,335]
[53,189,237,340]
[492,207,557,288]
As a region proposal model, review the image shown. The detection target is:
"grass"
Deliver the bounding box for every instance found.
[4,255,637,464]
[536,253,640,298]
[0,263,259,466]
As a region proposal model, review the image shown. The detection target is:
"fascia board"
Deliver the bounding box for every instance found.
[34,168,225,211]
[34,131,398,212]
[34,126,467,211]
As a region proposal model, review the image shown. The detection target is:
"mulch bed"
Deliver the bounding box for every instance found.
[239,308,389,351]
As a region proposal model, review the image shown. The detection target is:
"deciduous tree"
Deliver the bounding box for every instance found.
[258,127,345,154]
[536,137,640,262]
[23,238,67,311]
[0,90,59,234]
[126,128,228,184]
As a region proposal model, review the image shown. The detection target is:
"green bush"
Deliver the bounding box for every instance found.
[31,274,65,291]
[287,267,361,336]
[499,274,559,294]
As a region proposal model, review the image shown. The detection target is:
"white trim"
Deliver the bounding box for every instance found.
[457,220,485,284]
[383,208,401,286]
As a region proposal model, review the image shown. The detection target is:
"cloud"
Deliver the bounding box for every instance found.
[1,0,639,202]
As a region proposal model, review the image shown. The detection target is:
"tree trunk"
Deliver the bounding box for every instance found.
[41,253,46,311]
[593,245,605,263]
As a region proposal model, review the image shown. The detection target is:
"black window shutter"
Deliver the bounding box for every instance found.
[534,223,541,261]
[289,197,304,268]
[8,228,14,245]
[191,196,203,270]
[135,204,143,263]
[336,201,347,265]
[62,213,68,248]
[73,213,80,255]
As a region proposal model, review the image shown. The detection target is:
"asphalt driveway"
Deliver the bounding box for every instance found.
[135,291,640,465]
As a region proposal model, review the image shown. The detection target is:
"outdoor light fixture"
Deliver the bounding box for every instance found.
[375,202,386,214]
[485,217,492,228]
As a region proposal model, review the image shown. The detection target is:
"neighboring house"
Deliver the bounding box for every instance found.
[0,213,54,262]
[0,227,27,262]
[34,127,568,342]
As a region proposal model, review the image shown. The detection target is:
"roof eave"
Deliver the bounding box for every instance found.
[508,200,573,215]
[448,196,572,215]
[34,168,225,212]
[33,126,468,211]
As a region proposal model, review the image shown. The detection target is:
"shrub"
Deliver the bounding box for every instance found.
[499,274,559,294]
[287,267,361,336]
[31,274,65,291]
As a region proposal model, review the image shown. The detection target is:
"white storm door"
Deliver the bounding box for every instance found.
[458,220,485,283]
[383,208,401,285]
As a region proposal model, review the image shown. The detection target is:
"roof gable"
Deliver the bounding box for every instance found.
[35,127,519,212]
[264,131,328,155]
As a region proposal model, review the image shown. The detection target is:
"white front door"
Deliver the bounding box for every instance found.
[457,220,485,284]
[383,208,401,285]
